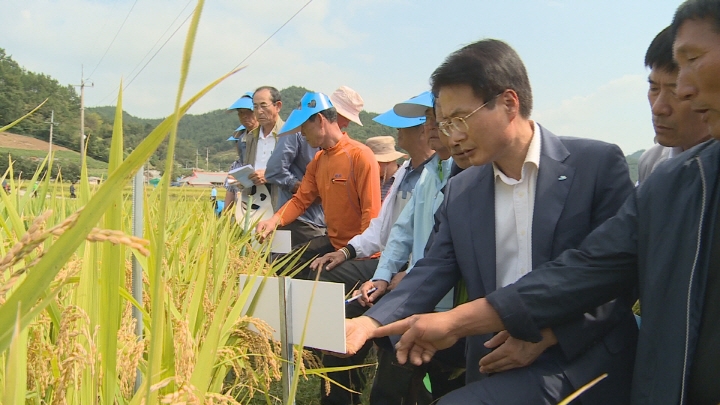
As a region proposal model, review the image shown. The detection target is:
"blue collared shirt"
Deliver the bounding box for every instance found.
[396,156,430,199]
[374,154,452,279]
[265,132,325,227]
[373,154,455,310]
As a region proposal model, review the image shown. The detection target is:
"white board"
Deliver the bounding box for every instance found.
[239,275,347,353]
[270,230,293,254]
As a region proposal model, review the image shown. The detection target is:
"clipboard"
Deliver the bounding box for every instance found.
[228,164,255,188]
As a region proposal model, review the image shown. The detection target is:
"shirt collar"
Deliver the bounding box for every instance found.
[668,146,683,159]
[407,154,436,173]
[323,132,350,151]
[493,120,541,184]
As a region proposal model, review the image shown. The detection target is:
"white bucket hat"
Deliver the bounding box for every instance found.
[330,85,364,126]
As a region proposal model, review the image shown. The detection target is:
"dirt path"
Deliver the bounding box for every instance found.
[0,132,72,152]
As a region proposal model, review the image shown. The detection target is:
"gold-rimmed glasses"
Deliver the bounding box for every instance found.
[438,93,501,137]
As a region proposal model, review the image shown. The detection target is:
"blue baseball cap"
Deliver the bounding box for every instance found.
[393,91,434,118]
[227,125,246,141]
[227,91,254,111]
[279,92,334,135]
[373,109,426,128]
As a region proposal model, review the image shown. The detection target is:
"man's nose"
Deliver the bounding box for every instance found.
[676,68,697,101]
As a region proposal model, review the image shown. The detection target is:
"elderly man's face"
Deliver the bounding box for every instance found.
[423,107,445,153]
[253,89,282,128]
[300,114,325,148]
[648,67,708,150]
[675,18,720,139]
[237,108,258,130]
[396,125,423,152]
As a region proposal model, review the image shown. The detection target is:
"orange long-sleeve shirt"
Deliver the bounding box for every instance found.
[277,133,381,249]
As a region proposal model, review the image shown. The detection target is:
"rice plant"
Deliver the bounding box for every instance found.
[0,1,319,403]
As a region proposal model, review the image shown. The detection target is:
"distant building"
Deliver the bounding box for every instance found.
[179,170,227,187]
[87,176,103,185]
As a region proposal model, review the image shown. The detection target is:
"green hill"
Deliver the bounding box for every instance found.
[1,48,645,180]
[86,86,396,172]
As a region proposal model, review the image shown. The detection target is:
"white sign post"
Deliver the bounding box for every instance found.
[239,275,347,404]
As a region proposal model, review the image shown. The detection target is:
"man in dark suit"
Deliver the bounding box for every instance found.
[341,39,638,404]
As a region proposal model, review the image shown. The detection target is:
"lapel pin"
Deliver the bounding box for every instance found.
[558,175,567,181]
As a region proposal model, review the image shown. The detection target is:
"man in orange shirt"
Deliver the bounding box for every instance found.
[257,92,381,271]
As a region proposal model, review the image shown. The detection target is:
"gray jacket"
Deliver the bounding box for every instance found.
[265,132,325,227]
[488,139,720,404]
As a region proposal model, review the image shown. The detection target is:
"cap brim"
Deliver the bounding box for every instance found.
[393,91,434,118]
[279,109,310,136]
[393,103,430,118]
[335,105,363,126]
[228,97,253,111]
[227,136,238,141]
[373,110,426,128]
[375,151,408,162]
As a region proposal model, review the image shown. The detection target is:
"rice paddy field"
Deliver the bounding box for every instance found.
[0,3,385,403]
[0,168,309,403]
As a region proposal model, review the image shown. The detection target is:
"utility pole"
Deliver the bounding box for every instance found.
[73,66,94,166]
[195,149,199,170]
[206,148,209,171]
[46,110,58,157]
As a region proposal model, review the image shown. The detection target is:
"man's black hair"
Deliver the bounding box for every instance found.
[254,86,281,103]
[430,39,533,118]
[308,107,338,124]
[671,0,720,38]
[645,26,678,72]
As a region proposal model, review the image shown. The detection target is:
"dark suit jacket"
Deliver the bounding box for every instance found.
[366,125,638,405]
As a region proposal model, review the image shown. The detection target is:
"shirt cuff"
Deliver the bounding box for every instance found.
[371,265,393,284]
[346,244,357,260]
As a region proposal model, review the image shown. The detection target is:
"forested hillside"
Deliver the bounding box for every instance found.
[1,47,642,180]
[0,49,396,174]
[0,49,82,152]
[87,85,393,172]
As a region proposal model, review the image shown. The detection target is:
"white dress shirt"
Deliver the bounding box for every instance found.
[254,126,276,171]
[347,160,411,258]
[495,121,541,289]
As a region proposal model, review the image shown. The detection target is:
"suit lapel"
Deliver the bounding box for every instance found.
[531,126,575,268]
[468,166,498,294]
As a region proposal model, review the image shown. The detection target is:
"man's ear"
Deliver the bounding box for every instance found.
[275,100,283,111]
[499,89,520,119]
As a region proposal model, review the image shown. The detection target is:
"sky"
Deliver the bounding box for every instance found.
[0,0,687,154]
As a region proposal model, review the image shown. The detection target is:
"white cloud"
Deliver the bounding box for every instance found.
[534,74,654,154]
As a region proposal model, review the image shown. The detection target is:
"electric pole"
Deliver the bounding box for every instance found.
[73,66,94,165]
[206,148,209,171]
[195,149,199,170]
[46,110,58,157]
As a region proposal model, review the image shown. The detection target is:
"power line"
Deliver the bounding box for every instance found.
[123,0,195,82]
[87,0,140,81]
[231,0,314,71]
[94,3,194,105]
[122,11,193,90]
[93,0,315,108]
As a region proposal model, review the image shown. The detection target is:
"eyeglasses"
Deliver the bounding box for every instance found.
[253,102,277,110]
[438,93,501,137]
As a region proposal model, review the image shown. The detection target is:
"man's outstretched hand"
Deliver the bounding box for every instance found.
[336,316,381,357]
[371,312,462,366]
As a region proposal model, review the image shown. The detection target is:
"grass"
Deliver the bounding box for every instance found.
[0,148,107,168]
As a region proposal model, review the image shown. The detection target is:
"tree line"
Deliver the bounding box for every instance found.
[0,49,398,176]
